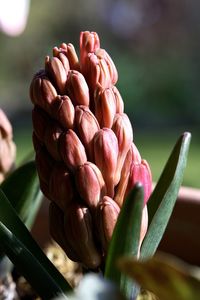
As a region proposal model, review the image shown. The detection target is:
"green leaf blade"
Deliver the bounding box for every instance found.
[0,188,71,297]
[105,183,144,299]
[141,132,191,259]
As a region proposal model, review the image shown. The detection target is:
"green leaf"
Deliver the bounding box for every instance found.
[118,253,200,300]
[0,188,71,299]
[141,132,191,259]
[1,161,42,228]
[105,183,144,299]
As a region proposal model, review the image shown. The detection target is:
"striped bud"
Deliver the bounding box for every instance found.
[67,70,90,106]
[80,31,100,70]
[126,159,152,205]
[59,129,87,172]
[75,162,106,208]
[30,70,57,113]
[94,86,116,128]
[51,95,75,129]
[111,86,124,113]
[93,128,118,197]
[64,202,101,269]
[53,42,80,71]
[112,113,133,185]
[45,56,68,94]
[49,202,79,262]
[49,164,74,211]
[75,105,99,160]
[96,196,120,252]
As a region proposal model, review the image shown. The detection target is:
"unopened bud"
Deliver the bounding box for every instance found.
[93,128,118,197]
[35,147,53,185]
[111,86,124,113]
[94,86,116,128]
[51,95,75,129]
[49,164,74,211]
[67,70,90,106]
[45,56,68,94]
[59,129,87,172]
[49,202,79,262]
[64,202,102,269]
[30,70,57,113]
[96,196,120,252]
[80,31,100,70]
[44,122,62,161]
[114,142,142,207]
[112,113,133,185]
[126,159,152,205]
[32,107,49,142]
[75,162,106,208]
[75,105,99,160]
[54,42,80,71]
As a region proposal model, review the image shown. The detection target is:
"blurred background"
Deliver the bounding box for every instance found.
[0,0,199,187]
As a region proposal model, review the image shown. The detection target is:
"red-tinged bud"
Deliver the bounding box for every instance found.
[32,132,43,153]
[75,105,99,160]
[95,48,118,86]
[49,202,79,262]
[64,202,102,269]
[59,129,87,172]
[93,128,118,197]
[114,142,142,207]
[30,70,57,113]
[126,159,152,205]
[35,148,54,185]
[137,205,148,258]
[112,113,133,185]
[75,162,106,208]
[32,107,49,142]
[96,196,120,252]
[45,56,68,94]
[51,95,75,129]
[111,86,124,113]
[80,31,100,69]
[67,70,90,106]
[54,42,80,71]
[44,122,62,161]
[0,109,16,182]
[94,86,116,128]
[49,164,74,211]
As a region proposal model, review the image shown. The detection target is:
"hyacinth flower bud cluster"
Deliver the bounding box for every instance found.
[0,109,16,183]
[30,31,152,269]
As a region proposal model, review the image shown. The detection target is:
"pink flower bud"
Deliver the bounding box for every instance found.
[75,105,99,160]
[30,70,57,113]
[49,164,74,211]
[75,162,106,208]
[93,128,118,197]
[32,107,49,142]
[54,42,80,71]
[112,113,133,185]
[96,196,120,252]
[51,95,75,129]
[45,56,68,94]
[80,31,100,69]
[64,202,102,269]
[94,86,116,128]
[111,86,124,113]
[114,143,142,207]
[35,148,54,185]
[44,122,62,161]
[126,159,152,205]
[59,129,87,172]
[67,70,90,106]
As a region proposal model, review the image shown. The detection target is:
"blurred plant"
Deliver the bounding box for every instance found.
[0,32,196,300]
[0,108,16,183]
